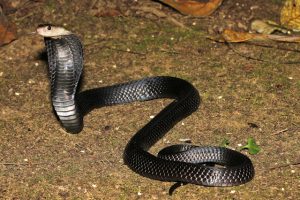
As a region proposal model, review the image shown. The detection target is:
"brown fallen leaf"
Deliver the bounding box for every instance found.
[0,7,17,46]
[220,29,267,42]
[251,20,291,34]
[280,0,300,31]
[158,0,223,17]
[211,29,300,43]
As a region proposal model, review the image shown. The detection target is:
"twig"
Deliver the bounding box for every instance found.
[1,162,45,166]
[225,41,300,64]
[133,6,189,29]
[272,128,289,135]
[247,42,300,53]
[269,162,300,170]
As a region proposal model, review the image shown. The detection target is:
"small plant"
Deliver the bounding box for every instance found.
[240,138,261,155]
[220,138,230,147]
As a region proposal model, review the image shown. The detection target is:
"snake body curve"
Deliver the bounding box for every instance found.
[41,30,254,186]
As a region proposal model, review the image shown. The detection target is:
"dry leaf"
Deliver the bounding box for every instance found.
[251,20,291,34]
[221,29,264,42]
[280,0,300,31]
[158,0,223,17]
[217,29,300,43]
[0,8,17,46]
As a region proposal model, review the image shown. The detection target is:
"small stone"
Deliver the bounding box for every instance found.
[0,72,3,76]
[137,187,142,196]
[150,115,154,119]
[24,158,28,162]
[28,79,35,84]
[34,62,39,66]
[15,92,20,96]
[230,190,236,194]
[179,138,191,143]
[91,184,97,188]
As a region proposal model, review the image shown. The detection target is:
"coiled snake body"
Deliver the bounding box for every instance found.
[37,25,254,186]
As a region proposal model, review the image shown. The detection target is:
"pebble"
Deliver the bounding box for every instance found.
[179,138,191,143]
[28,79,35,84]
[137,187,142,196]
[0,72,3,76]
[163,138,170,144]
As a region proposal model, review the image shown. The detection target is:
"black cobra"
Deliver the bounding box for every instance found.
[42,32,254,186]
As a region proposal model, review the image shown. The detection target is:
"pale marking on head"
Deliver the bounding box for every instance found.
[36,25,72,38]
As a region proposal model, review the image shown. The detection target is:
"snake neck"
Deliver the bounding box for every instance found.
[45,34,84,133]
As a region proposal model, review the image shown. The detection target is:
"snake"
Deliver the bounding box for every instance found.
[36,25,254,187]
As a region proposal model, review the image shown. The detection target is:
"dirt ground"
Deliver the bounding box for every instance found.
[0,0,299,199]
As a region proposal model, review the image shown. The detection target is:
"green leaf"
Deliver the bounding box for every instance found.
[239,138,261,155]
[220,138,230,147]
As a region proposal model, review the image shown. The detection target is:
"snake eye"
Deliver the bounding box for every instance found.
[47,25,52,30]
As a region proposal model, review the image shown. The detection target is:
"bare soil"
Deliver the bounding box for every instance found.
[0,0,299,199]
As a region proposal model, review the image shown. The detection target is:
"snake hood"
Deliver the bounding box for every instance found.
[36,24,72,38]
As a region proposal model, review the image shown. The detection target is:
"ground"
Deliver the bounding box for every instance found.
[0,0,299,199]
